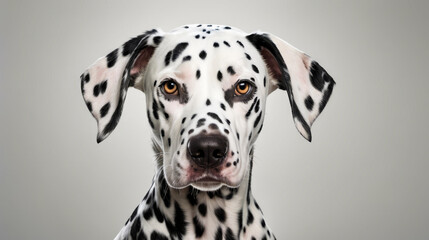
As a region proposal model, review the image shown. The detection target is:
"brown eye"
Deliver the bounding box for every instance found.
[163,80,178,95]
[235,82,250,95]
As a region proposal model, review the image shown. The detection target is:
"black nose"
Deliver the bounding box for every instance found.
[187,133,229,168]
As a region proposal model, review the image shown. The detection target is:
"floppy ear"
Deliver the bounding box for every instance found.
[80,29,164,143]
[247,33,335,141]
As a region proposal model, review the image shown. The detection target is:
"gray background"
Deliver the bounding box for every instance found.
[1,0,428,239]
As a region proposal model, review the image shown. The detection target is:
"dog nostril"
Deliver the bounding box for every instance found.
[193,150,204,158]
[212,149,226,159]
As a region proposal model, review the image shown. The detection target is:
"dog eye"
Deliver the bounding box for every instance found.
[162,79,178,95]
[235,81,251,96]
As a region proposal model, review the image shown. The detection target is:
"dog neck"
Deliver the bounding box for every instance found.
[116,143,275,240]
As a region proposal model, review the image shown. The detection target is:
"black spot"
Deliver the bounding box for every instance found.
[213,42,219,48]
[223,41,230,47]
[197,24,202,27]
[130,206,138,222]
[130,217,141,239]
[196,70,201,79]
[217,71,223,81]
[163,111,169,119]
[100,80,107,94]
[172,42,189,62]
[254,99,260,113]
[193,216,205,237]
[247,209,254,225]
[208,123,218,130]
[202,29,206,32]
[226,119,231,125]
[84,73,90,82]
[215,208,226,222]
[161,129,165,137]
[236,132,240,140]
[161,186,171,208]
[238,209,243,235]
[153,204,164,223]
[262,236,267,240]
[267,230,271,237]
[227,66,236,75]
[319,80,335,113]
[143,208,153,220]
[106,48,118,68]
[181,139,184,145]
[206,99,211,105]
[226,162,231,167]
[305,95,314,111]
[197,118,206,127]
[191,114,197,119]
[261,219,266,228]
[168,138,171,147]
[248,133,252,140]
[152,99,159,120]
[225,227,235,240]
[245,97,258,119]
[254,112,262,128]
[150,231,168,240]
[224,26,231,29]
[147,110,154,129]
[237,40,244,47]
[220,103,226,110]
[257,124,263,134]
[184,26,189,28]
[181,117,187,124]
[199,50,207,60]
[93,84,100,97]
[195,34,200,39]
[215,227,223,240]
[174,201,188,236]
[263,76,266,87]
[86,102,92,112]
[198,203,207,216]
[183,55,192,62]
[188,129,194,135]
[100,102,110,118]
[153,80,157,87]
[309,61,329,91]
[153,36,163,45]
[177,151,180,155]
[245,53,251,60]
[254,200,261,210]
[164,51,172,66]
[224,129,229,134]
[252,64,259,73]
[251,237,256,240]
[207,112,223,124]
[122,34,145,56]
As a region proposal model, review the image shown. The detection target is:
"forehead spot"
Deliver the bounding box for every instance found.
[199,50,207,60]
[227,66,236,75]
[213,42,219,48]
[251,64,259,74]
[245,53,251,60]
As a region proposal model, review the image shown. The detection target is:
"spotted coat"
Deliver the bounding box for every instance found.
[81,24,335,240]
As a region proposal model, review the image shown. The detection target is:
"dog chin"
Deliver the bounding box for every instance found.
[190,181,224,191]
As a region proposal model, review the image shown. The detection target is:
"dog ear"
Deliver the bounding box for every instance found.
[80,29,163,143]
[247,33,335,141]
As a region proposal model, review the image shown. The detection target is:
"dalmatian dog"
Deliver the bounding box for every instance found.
[81,24,335,240]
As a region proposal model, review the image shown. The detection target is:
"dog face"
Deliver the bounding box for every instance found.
[81,25,335,191]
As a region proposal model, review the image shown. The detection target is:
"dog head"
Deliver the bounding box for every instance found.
[81,24,335,191]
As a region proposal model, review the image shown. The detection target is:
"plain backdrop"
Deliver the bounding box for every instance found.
[1,0,428,239]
